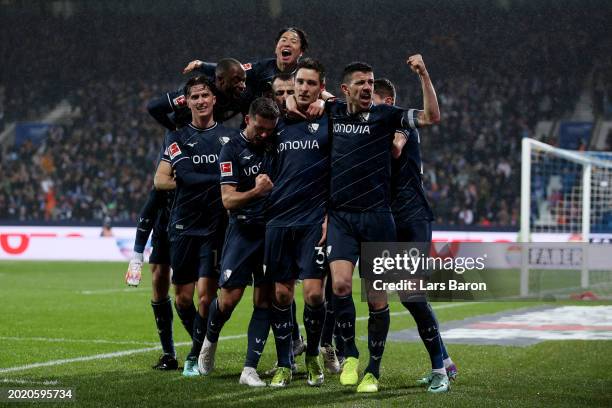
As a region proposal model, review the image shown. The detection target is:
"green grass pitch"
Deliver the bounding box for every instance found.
[0,261,610,407]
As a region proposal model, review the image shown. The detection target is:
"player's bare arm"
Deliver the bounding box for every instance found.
[154,160,176,190]
[317,214,328,246]
[392,131,408,159]
[183,59,204,74]
[407,54,441,126]
[221,174,273,210]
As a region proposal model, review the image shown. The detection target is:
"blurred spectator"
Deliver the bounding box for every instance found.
[0,1,609,227]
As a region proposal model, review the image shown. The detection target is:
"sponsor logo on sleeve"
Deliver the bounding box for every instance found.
[172,95,186,107]
[168,142,182,159]
[220,161,233,176]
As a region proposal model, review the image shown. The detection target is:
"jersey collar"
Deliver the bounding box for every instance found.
[189,122,218,132]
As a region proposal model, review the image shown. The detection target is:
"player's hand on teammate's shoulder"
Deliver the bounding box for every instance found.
[285,95,307,120]
[407,54,428,76]
[285,95,325,120]
[254,174,274,196]
[183,59,204,74]
[306,99,325,119]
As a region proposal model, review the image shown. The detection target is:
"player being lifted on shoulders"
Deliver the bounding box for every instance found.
[183,27,308,102]
[326,56,440,393]
[197,98,280,387]
[373,73,456,394]
[264,59,330,387]
[154,76,235,377]
[148,58,250,130]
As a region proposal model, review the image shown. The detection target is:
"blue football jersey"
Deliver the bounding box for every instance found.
[327,100,419,212]
[218,132,270,225]
[391,128,434,224]
[161,122,235,236]
[266,116,329,227]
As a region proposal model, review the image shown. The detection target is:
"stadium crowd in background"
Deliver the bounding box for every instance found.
[0,1,609,227]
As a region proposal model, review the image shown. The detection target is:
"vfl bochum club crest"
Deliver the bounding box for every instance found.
[308,123,320,133]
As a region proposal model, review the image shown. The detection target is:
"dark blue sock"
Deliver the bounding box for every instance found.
[403,301,444,369]
[333,294,358,358]
[188,311,206,358]
[320,278,335,347]
[206,298,232,343]
[245,307,271,369]
[335,331,345,359]
[303,302,325,356]
[174,302,196,338]
[430,308,450,360]
[441,339,449,361]
[151,296,175,356]
[320,302,335,347]
[134,189,160,252]
[271,303,293,368]
[365,306,390,379]
[291,300,301,342]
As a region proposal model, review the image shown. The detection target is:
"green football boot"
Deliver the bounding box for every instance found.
[270,366,292,388]
[305,355,324,386]
[356,372,379,393]
[339,357,359,386]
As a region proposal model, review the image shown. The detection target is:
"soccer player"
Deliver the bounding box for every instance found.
[326,56,440,393]
[197,97,280,387]
[125,183,181,370]
[269,72,308,365]
[264,58,330,387]
[271,73,296,115]
[147,58,250,130]
[154,75,235,376]
[270,68,342,375]
[183,27,309,102]
[373,77,457,393]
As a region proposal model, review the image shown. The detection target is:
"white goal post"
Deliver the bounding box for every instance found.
[520,137,612,297]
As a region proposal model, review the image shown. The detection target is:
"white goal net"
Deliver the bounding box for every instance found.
[519,138,612,298]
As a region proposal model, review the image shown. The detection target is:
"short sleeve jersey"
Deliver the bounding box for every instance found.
[266,116,330,227]
[218,133,270,225]
[327,100,419,212]
[161,122,235,236]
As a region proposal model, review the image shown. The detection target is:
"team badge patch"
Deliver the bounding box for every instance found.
[220,161,233,176]
[168,142,182,159]
[308,123,320,133]
[172,95,186,107]
[242,63,253,71]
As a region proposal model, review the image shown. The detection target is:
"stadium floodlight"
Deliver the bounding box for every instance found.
[520,137,612,297]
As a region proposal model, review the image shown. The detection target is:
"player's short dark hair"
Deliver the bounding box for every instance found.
[374,78,396,100]
[275,27,309,52]
[184,76,214,96]
[342,61,373,84]
[296,58,325,84]
[272,72,295,86]
[249,97,280,120]
[215,58,243,77]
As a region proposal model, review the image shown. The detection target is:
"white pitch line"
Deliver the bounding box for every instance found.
[0,336,158,346]
[79,288,149,295]
[0,335,247,374]
[0,303,473,374]
[1,378,59,385]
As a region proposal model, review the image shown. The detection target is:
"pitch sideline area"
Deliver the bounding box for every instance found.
[0,261,610,407]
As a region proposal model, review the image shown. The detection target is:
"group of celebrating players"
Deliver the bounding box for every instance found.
[124,27,457,394]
